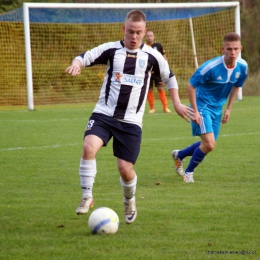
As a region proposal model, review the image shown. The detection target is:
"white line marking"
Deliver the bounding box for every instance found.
[1,143,80,151]
[0,132,259,152]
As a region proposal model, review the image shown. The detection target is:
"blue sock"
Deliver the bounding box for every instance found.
[185,147,206,173]
[178,141,201,160]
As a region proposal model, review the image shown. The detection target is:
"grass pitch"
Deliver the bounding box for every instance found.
[0,96,259,259]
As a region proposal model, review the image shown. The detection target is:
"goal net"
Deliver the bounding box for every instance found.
[0,2,240,109]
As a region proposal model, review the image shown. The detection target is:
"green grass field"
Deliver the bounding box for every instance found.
[0,97,259,260]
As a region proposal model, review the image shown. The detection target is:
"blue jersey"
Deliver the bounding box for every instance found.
[190,55,248,108]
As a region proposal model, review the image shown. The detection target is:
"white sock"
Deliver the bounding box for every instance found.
[120,174,137,202]
[79,158,96,198]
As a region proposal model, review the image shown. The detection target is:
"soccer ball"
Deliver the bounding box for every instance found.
[88,207,119,234]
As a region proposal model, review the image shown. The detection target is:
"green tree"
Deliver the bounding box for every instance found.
[240,0,260,73]
[0,0,23,13]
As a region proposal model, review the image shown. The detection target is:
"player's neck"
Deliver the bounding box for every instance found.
[226,64,235,69]
[224,57,236,69]
[227,65,235,69]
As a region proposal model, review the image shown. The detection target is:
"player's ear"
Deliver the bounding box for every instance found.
[122,24,125,33]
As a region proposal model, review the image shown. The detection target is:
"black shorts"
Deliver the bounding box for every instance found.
[84,113,142,164]
[149,73,163,89]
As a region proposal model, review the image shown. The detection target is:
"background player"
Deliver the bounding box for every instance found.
[145,30,172,114]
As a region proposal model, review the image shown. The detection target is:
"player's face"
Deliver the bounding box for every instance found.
[222,40,242,67]
[146,31,155,45]
[123,19,146,50]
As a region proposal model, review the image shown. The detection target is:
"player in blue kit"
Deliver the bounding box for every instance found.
[172,32,248,182]
[66,10,194,223]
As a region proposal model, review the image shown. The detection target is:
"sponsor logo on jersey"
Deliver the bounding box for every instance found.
[235,72,240,78]
[126,53,137,58]
[122,74,143,86]
[112,73,143,86]
[217,76,222,80]
[114,72,122,83]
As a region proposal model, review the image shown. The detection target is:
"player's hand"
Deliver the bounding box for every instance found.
[65,65,81,76]
[221,109,230,124]
[175,103,195,123]
[192,111,202,125]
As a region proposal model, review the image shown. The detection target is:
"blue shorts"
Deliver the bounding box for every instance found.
[191,104,222,141]
[84,113,142,164]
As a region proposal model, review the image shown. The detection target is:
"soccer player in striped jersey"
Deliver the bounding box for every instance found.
[145,30,172,114]
[172,32,248,183]
[66,10,193,223]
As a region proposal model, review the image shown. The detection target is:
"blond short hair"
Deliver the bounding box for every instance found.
[126,10,146,23]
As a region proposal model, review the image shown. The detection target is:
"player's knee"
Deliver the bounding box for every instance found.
[207,142,215,152]
[82,142,97,159]
[201,141,215,153]
[118,163,133,181]
[118,165,129,176]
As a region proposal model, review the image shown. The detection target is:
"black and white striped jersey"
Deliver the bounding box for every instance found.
[74,40,178,128]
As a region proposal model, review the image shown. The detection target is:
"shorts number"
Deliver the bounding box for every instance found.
[86,120,94,130]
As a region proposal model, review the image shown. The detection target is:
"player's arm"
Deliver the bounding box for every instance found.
[155,55,194,122]
[221,86,239,124]
[65,59,82,76]
[65,42,113,76]
[187,83,201,125]
[167,78,194,123]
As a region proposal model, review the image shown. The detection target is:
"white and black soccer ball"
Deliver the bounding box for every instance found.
[88,207,119,234]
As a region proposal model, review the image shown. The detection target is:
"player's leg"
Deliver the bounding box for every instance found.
[172,141,201,176]
[118,159,138,224]
[76,115,111,215]
[183,109,221,182]
[147,77,155,113]
[155,75,171,113]
[113,122,141,224]
[177,141,201,159]
[183,133,214,182]
[183,109,217,182]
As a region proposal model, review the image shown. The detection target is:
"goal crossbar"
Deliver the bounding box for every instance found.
[23,2,239,9]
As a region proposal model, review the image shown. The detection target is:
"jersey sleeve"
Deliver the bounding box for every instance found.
[189,63,211,88]
[73,41,119,67]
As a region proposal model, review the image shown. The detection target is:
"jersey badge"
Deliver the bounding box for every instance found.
[235,72,240,79]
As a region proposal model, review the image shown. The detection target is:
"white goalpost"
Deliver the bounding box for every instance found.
[5,2,242,109]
